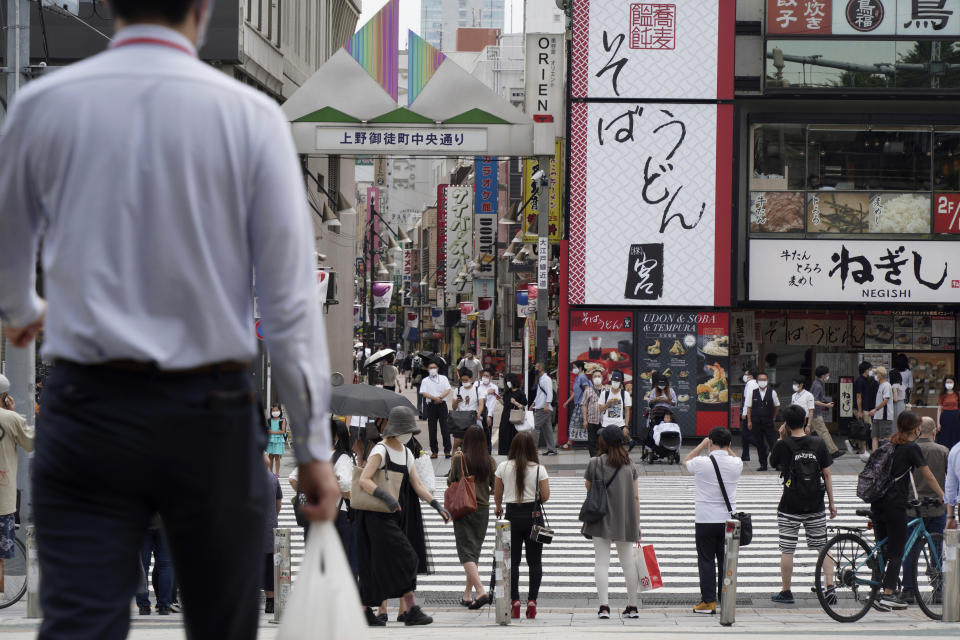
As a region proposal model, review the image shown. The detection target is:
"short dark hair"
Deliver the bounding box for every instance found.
[890,370,902,385]
[458,368,473,380]
[793,375,806,387]
[110,0,197,23]
[745,367,758,379]
[708,427,732,448]
[572,360,585,369]
[756,371,768,379]
[859,361,873,375]
[784,404,806,430]
[814,365,829,378]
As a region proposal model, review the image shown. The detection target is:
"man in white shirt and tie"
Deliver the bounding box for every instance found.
[0,1,339,637]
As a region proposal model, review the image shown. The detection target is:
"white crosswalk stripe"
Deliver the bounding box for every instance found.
[279,474,870,599]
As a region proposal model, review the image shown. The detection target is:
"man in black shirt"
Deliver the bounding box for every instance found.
[769,405,836,605]
[852,361,876,458]
[868,411,944,610]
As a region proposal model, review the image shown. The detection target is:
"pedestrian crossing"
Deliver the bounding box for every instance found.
[279,472,871,600]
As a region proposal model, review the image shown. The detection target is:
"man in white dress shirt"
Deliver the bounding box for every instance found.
[0,1,339,637]
[740,368,759,462]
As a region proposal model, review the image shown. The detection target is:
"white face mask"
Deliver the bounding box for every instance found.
[611,381,621,390]
[195,0,215,48]
[482,377,491,385]
[657,384,665,390]
[463,382,473,389]
[572,368,579,375]
[506,381,513,389]
[947,382,956,391]
[742,374,750,383]
[271,411,280,418]
[593,377,603,387]
[429,369,438,378]
[397,433,413,444]
[870,372,877,380]
[793,384,801,392]
[823,375,830,383]
[758,380,768,389]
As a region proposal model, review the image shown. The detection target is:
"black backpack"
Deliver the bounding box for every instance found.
[783,439,824,511]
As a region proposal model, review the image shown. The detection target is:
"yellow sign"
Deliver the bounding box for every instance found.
[521,139,563,244]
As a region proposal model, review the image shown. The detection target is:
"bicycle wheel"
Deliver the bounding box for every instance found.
[0,538,28,609]
[814,532,879,623]
[913,532,943,620]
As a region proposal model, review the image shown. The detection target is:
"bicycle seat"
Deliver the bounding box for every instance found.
[856,509,873,519]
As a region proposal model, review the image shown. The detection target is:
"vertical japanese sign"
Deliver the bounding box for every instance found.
[839,376,854,418]
[568,310,635,442]
[525,33,566,137]
[445,186,472,296]
[567,0,734,306]
[474,157,499,215]
[521,139,564,243]
[436,185,448,292]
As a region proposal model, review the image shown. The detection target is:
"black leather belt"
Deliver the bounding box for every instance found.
[60,359,251,376]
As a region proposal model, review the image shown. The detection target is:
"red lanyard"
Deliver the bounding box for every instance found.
[110,37,195,57]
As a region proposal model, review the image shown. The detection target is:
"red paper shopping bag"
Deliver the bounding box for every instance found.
[635,543,663,591]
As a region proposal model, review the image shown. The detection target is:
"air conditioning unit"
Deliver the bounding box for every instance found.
[322,270,339,305]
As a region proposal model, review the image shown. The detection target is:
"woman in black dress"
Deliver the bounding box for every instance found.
[355,407,451,626]
[498,373,528,456]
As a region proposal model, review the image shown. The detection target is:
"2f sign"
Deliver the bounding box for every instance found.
[935,193,960,234]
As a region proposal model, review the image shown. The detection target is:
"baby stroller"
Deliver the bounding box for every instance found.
[641,406,682,464]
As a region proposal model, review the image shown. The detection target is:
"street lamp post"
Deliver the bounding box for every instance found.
[362,206,410,349]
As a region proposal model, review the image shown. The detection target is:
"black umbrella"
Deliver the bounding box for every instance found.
[330,384,416,419]
[419,352,447,370]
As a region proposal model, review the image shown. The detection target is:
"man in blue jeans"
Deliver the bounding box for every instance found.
[902,416,949,603]
[136,516,174,615]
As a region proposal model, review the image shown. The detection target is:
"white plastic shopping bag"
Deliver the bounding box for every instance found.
[277,522,367,640]
[413,452,436,493]
[634,543,663,592]
[516,410,535,432]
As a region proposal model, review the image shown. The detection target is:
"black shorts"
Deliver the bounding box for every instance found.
[263,553,274,592]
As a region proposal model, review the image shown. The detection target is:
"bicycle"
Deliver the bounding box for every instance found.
[0,528,28,609]
[812,497,944,623]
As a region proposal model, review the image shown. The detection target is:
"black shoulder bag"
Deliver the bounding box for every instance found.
[709,455,753,546]
[530,466,554,544]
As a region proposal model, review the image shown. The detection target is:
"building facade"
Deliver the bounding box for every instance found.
[420,0,505,51]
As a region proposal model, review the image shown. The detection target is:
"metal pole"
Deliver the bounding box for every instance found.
[272,527,292,624]
[943,529,960,622]
[534,157,550,365]
[719,519,741,626]
[26,524,41,618]
[494,520,511,625]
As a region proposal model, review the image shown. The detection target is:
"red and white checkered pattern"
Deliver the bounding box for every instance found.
[571,0,591,98]
[568,103,588,305]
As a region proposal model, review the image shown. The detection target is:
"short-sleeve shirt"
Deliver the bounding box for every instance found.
[940,392,959,411]
[792,389,815,417]
[455,385,482,412]
[900,369,914,393]
[477,380,498,417]
[571,372,591,405]
[741,378,759,417]
[419,374,452,405]
[810,378,829,419]
[649,387,677,409]
[853,375,877,411]
[684,451,743,523]
[582,385,601,425]
[495,460,548,503]
[769,435,832,515]
[877,442,927,507]
[380,364,398,386]
[874,381,893,420]
[371,442,414,471]
[600,389,632,427]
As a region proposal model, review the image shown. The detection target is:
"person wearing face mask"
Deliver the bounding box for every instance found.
[420,363,453,459]
[451,370,485,452]
[582,373,605,457]
[476,369,499,454]
[810,366,842,459]
[497,374,528,455]
[531,362,558,456]
[266,403,287,476]
[745,372,780,471]
[937,375,959,451]
[853,361,877,459]
[356,407,451,626]
[599,371,632,440]
[0,0,346,635]
[563,361,592,449]
[740,369,759,462]
[869,366,894,452]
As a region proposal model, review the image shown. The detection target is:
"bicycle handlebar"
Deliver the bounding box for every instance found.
[908,497,943,508]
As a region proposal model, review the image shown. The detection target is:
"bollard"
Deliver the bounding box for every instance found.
[272,527,292,624]
[943,529,960,622]
[26,525,41,618]
[719,519,741,627]
[494,520,511,625]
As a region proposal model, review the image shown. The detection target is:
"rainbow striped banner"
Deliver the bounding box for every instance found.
[407,30,445,107]
[344,0,399,102]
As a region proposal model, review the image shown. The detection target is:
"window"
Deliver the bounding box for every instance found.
[749,123,950,236]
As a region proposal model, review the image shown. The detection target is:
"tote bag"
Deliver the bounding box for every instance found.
[634,543,663,592]
[349,447,406,513]
[443,454,478,520]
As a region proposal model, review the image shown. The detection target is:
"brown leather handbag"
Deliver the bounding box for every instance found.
[444,453,478,520]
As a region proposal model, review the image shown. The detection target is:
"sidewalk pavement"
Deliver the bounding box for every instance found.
[0,608,956,639]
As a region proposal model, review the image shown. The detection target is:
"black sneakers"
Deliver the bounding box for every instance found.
[622,605,640,618]
[264,598,274,615]
[404,605,434,626]
[364,607,386,627]
[138,604,151,616]
[158,604,172,616]
[597,605,610,619]
[877,593,908,610]
[771,590,795,604]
